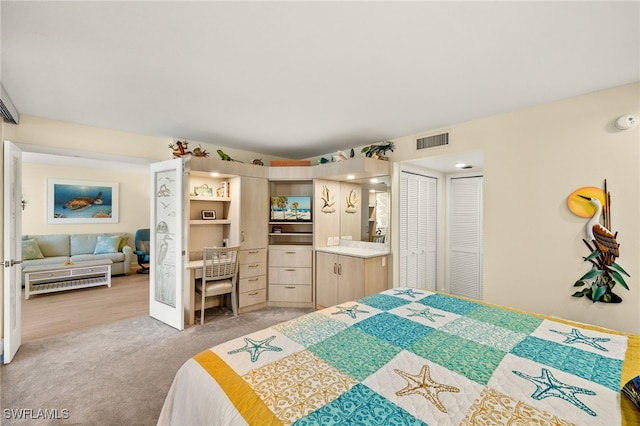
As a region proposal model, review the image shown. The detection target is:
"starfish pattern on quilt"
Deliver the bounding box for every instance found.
[394,364,460,413]
[406,307,445,322]
[549,328,610,352]
[227,336,283,362]
[512,367,597,416]
[332,304,370,319]
[393,288,424,298]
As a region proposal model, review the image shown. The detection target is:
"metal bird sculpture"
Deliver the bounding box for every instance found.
[577,195,619,258]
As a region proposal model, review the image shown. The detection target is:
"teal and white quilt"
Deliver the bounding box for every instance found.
[158,288,639,425]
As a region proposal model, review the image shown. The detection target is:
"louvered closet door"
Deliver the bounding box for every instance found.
[419,177,437,291]
[399,172,437,289]
[448,176,483,300]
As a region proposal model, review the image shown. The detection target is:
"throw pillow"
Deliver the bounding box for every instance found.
[22,239,44,260]
[94,235,121,254]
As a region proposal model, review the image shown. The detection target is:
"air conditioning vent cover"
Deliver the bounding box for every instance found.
[0,85,20,125]
[417,133,448,150]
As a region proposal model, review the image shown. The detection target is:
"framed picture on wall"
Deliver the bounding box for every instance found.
[47,178,119,224]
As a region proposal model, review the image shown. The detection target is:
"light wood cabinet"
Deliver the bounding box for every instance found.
[268,245,313,307]
[316,251,388,308]
[238,177,269,313]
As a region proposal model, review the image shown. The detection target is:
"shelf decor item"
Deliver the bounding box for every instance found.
[201,210,216,220]
[194,184,213,197]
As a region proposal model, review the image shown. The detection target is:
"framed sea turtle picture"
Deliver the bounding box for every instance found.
[47,179,119,224]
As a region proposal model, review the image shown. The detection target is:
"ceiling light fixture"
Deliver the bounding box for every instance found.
[210,172,220,177]
[347,174,355,180]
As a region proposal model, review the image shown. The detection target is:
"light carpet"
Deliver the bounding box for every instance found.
[1,307,312,425]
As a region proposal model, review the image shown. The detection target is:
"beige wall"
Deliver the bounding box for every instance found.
[390,82,640,334]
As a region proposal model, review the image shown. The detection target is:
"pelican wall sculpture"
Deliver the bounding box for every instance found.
[567,181,630,303]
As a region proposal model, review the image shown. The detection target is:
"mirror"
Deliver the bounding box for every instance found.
[340,176,390,243]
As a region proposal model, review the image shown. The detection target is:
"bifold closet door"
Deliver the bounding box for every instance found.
[399,172,437,290]
[448,176,483,300]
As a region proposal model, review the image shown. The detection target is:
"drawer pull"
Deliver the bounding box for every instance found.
[248,278,259,282]
[248,250,259,254]
[285,286,296,289]
[285,251,296,254]
[248,292,259,296]
[285,268,296,272]
[248,264,259,268]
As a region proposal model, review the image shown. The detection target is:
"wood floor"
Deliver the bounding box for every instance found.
[21,272,149,343]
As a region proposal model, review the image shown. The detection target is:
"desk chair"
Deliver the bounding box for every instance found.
[371,234,386,243]
[195,246,240,325]
[134,228,150,274]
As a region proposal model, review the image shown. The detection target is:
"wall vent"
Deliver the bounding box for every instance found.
[0,85,20,125]
[416,132,448,150]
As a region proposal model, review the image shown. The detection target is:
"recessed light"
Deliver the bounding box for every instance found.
[455,162,467,168]
[211,172,220,177]
[347,174,355,180]
[370,178,379,183]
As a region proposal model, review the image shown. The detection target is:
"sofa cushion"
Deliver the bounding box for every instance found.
[22,239,44,260]
[24,234,70,257]
[94,235,121,254]
[22,256,71,269]
[70,234,99,256]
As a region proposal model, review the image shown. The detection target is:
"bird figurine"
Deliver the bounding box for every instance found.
[577,195,619,258]
[321,185,335,213]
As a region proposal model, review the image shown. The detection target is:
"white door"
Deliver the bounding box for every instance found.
[3,141,22,363]
[149,158,185,330]
[447,176,483,300]
[399,171,437,290]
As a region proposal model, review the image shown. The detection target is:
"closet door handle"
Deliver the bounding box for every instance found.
[338,263,342,275]
[333,263,338,274]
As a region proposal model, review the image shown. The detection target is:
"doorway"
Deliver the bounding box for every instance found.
[5,143,152,360]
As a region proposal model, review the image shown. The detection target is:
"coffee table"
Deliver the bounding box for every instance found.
[24,260,112,299]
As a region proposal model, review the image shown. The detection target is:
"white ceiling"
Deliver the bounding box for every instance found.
[3,1,639,162]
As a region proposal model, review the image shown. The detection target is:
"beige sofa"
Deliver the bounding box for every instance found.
[22,232,133,277]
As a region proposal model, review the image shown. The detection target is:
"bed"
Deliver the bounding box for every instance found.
[158,288,640,425]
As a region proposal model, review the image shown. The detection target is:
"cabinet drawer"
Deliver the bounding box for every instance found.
[269,284,312,303]
[269,267,312,285]
[71,265,110,276]
[239,288,266,307]
[239,261,266,278]
[27,269,71,280]
[240,248,267,264]
[239,275,266,293]
[269,248,312,267]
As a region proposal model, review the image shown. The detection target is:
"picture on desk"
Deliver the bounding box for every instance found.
[270,196,311,221]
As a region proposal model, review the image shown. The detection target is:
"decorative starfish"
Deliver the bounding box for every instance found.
[227,336,282,363]
[513,368,596,416]
[393,288,424,298]
[394,364,460,413]
[549,328,610,352]
[331,304,370,319]
[406,307,445,322]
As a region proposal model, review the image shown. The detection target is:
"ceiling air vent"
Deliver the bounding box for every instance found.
[416,132,448,150]
[0,85,20,124]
